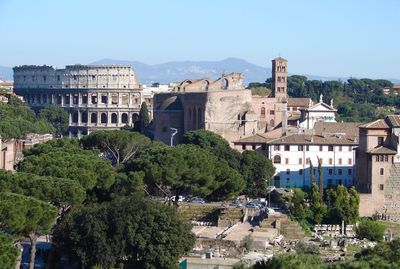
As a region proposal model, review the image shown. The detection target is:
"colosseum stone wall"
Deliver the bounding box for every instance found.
[13,65,143,136]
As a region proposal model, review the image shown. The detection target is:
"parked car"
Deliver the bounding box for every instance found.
[190,197,206,204]
[171,195,184,202]
[246,203,259,209]
[229,200,243,207]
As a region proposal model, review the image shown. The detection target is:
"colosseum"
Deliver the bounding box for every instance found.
[13,65,143,136]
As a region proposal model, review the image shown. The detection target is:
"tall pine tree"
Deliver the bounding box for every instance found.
[318,157,324,203]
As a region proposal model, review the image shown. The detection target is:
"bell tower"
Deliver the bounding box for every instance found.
[271,57,288,102]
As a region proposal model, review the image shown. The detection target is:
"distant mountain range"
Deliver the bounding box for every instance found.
[1,58,399,84]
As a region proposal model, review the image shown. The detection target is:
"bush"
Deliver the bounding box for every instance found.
[355,220,386,241]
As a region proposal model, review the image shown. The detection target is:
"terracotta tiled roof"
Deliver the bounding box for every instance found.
[234,128,284,144]
[367,146,397,155]
[267,133,358,146]
[359,119,389,129]
[288,98,310,108]
[385,115,400,128]
[314,122,362,139]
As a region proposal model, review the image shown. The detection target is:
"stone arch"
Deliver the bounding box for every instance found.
[121,113,128,124]
[111,113,118,124]
[273,155,281,164]
[101,113,107,124]
[132,113,139,123]
[90,112,97,124]
[72,111,78,123]
[221,78,228,90]
[81,111,88,123]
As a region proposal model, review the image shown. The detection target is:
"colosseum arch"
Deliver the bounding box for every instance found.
[90,112,97,124]
[111,113,118,124]
[132,113,139,123]
[81,111,88,123]
[121,113,128,124]
[72,111,79,123]
[101,113,107,124]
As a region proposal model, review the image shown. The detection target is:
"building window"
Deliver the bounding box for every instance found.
[338,179,342,185]
[299,169,303,175]
[380,168,384,175]
[261,107,266,118]
[274,145,280,151]
[328,145,334,151]
[252,144,256,150]
[349,146,352,151]
[380,155,384,162]
[242,144,246,150]
[273,155,281,164]
[284,145,290,151]
[319,145,323,151]
[270,110,275,115]
[338,169,342,175]
[385,155,389,162]
[298,158,302,165]
[348,158,352,165]
[380,184,384,191]
[306,158,310,164]
[298,145,303,151]
[328,169,333,175]
[378,137,384,145]
[348,169,352,175]
[285,158,289,164]
[329,158,333,165]
[339,158,342,165]
[286,169,290,175]
[306,145,310,151]
[338,145,342,151]
[73,75,77,80]
[43,75,46,81]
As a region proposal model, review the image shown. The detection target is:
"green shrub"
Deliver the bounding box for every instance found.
[355,220,386,241]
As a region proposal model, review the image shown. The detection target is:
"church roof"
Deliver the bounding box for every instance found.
[288,98,310,108]
[306,101,337,112]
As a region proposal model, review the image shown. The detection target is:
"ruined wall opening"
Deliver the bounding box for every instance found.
[221,78,229,90]
[91,113,97,124]
[121,113,128,124]
[81,112,88,123]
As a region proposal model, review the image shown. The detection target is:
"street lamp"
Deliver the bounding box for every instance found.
[170,128,178,146]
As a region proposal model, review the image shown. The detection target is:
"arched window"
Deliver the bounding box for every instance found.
[221,78,228,90]
[111,113,118,124]
[91,113,97,123]
[121,113,128,124]
[270,119,275,127]
[273,155,281,164]
[101,113,107,124]
[261,107,266,118]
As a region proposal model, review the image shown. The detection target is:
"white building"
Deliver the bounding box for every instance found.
[299,94,336,129]
[267,122,361,189]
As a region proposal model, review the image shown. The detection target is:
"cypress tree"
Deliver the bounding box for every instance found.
[135,102,150,133]
[318,158,324,203]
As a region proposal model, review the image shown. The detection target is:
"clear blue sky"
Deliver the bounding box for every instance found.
[0,0,399,79]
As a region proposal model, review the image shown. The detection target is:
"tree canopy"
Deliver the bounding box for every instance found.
[53,197,194,269]
[125,144,245,201]
[240,150,275,197]
[0,233,18,269]
[0,169,86,207]
[18,138,117,191]
[38,105,69,135]
[0,90,55,140]
[182,129,242,170]
[81,130,151,165]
